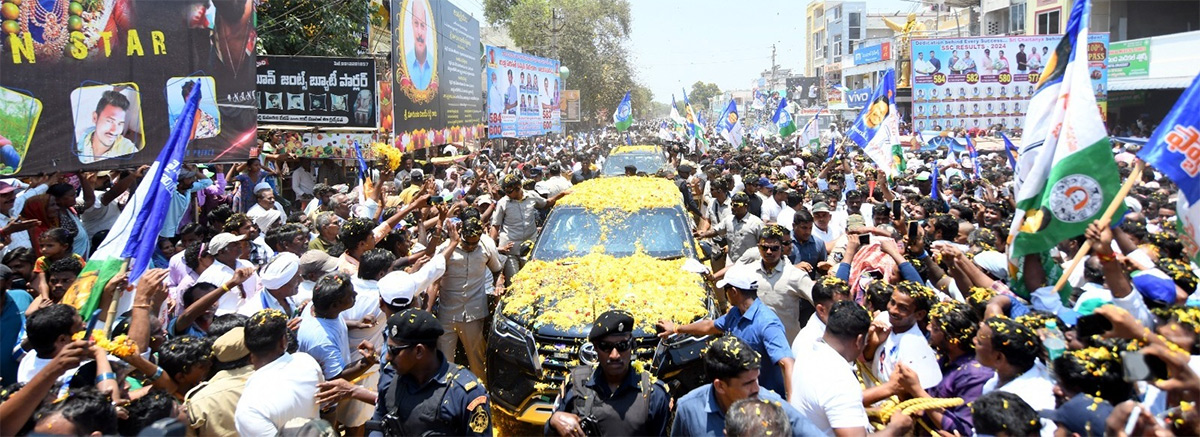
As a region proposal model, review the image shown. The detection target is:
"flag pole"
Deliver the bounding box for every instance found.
[1052,160,1144,295]
[103,260,131,334]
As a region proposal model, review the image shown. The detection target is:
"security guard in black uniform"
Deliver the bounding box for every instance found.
[546,310,673,436]
[374,309,492,436]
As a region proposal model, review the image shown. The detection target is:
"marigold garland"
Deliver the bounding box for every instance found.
[556,177,682,213]
[502,251,708,331]
[73,331,138,358]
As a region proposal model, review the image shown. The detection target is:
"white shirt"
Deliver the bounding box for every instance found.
[981,361,1057,410]
[870,323,943,389]
[759,193,781,223]
[291,167,315,199]
[777,205,797,232]
[0,183,47,255]
[235,352,324,436]
[17,354,77,384]
[812,224,843,248]
[345,278,386,354]
[247,202,286,231]
[791,313,825,352]
[195,259,262,316]
[790,339,871,435]
[534,176,572,198]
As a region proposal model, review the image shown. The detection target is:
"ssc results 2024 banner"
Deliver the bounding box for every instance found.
[1,0,258,174]
[485,46,561,139]
[391,0,484,151]
[909,34,1109,133]
[255,56,377,128]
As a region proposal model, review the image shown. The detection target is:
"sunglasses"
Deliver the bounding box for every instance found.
[387,343,419,357]
[759,244,782,252]
[594,339,634,352]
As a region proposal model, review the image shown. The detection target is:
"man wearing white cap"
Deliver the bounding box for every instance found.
[255,253,301,317]
[246,182,286,232]
[196,233,262,315]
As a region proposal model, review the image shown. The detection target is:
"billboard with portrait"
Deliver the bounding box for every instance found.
[909,34,1108,132]
[390,0,484,151]
[0,0,258,173]
[485,46,561,138]
[256,56,377,128]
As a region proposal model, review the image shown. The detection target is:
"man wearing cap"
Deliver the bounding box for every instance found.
[246,182,286,232]
[195,233,262,315]
[757,178,781,223]
[295,250,339,308]
[372,309,492,437]
[677,164,701,218]
[810,202,843,251]
[236,310,324,436]
[695,192,764,264]
[398,169,426,205]
[658,263,796,399]
[186,325,255,436]
[671,336,824,437]
[547,310,671,436]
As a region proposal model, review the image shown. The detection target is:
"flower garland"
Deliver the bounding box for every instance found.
[556,177,681,213]
[73,331,138,358]
[502,251,708,331]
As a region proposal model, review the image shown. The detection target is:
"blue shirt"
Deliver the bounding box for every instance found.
[789,234,827,266]
[713,299,794,397]
[296,311,351,379]
[167,315,207,339]
[2,290,33,384]
[163,178,213,238]
[670,383,824,437]
[407,50,433,91]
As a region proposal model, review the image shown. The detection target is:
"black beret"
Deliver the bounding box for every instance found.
[588,310,635,342]
[386,309,444,343]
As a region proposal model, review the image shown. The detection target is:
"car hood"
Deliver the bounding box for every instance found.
[501,252,710,338]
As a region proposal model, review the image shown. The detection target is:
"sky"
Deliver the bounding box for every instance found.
[449,0,914,103]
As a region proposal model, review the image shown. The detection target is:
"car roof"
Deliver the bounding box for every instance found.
[556,176,683,212]
[608,145,663,155]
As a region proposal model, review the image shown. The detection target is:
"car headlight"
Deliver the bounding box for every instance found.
[492,311,541,371]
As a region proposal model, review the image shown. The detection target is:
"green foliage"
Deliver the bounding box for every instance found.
[688,81,721,112]
[485,0,638,126]
[630,85,653,120]
[257,0,373,57]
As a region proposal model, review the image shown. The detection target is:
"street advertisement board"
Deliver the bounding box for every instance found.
[485,46,561,138]
[391,0,484,151]
[1108,39,1150,78]
[256,56,377,128]
[0,0,258,174]
[854,41,892,65]
[909,34,1109,132]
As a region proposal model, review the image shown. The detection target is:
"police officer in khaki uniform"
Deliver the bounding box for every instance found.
[373,309,491,436]
[185,326,254,437]
[546,310,672,436]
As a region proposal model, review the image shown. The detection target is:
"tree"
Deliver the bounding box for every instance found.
[688,81,722,112]
[630,85,653,121]
[257,0,372,56]
[486,0,640,126]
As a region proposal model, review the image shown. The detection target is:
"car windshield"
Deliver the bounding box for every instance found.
[532,207,692,261]
[601,153,666,176]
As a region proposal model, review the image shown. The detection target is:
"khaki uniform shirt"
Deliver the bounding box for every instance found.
[186,365,255,437]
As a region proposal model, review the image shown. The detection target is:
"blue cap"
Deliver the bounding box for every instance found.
[1132,269,1178,305]
[1040,394,1112,436]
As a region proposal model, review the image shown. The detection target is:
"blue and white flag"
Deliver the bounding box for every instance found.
[1001,132,1019,170]
[846,69,902,176]
[826,137,838,160]
[1138,73,1200,204]
[717,100,744,147]
[613,91,633,132]
[965,135,981,179]
[122,83,202,283]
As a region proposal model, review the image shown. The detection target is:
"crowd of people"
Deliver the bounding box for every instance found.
[0,124,1197,437]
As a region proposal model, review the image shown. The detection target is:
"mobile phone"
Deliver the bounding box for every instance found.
[449,217,462,226]
[907,221,920,241]
[892,199,902,220]
[1075,313,1114,339]
[430,196,445,205]
[858,234,870,245]
[83,309,102,341]
[1121,351,1169,382]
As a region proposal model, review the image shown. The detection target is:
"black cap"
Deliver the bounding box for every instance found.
[0,264,13,281]
[678,164,694,175]
[386,309,444,344]
[588,310,635,342]
[731,192,750,205]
